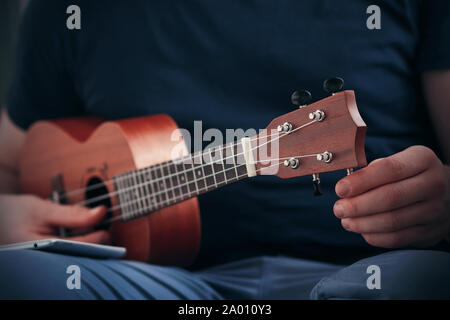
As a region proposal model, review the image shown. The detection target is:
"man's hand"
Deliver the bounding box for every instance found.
[334,145,450,248]
[0,194,110,245]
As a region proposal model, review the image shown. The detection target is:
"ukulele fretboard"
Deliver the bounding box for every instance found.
[113,141,249,221]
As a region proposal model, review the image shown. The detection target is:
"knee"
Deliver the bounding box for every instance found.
[310,250,450,300]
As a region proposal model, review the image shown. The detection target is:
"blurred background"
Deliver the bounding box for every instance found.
[0,0,28,108]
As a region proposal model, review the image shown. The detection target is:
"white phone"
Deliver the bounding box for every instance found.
[0,239,126,259]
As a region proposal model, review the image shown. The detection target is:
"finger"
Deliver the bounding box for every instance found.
[340,200,446,234]
[335,146,436,198]
[68,230,111,245]
[333,168,442,218]
[361,223,446,249]
[45,205,107,228]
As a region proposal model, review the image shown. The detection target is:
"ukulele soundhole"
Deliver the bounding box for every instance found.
[85,177,113,230]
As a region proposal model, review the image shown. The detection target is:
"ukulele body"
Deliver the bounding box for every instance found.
[19,114,201,266]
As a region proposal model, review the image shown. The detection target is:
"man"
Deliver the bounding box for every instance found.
[0,0,449,299]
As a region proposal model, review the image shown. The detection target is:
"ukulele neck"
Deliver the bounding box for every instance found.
[113,140,252,221]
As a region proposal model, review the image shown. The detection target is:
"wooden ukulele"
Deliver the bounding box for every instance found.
[19,80,367,266]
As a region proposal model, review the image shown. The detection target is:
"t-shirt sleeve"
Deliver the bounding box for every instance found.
[417,0,450,72]
[6,0,82,130]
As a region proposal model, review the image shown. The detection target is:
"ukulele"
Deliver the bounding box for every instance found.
[19,79,367,266]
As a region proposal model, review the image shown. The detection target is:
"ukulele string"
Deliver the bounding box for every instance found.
[59,141,249,199]
[98,154,317,225]
[59,127,285,200]
[61,118,319,207]
[74,119,319,208]
[116,152,323,215]
[68,141,245,207]
[67,119,319,207]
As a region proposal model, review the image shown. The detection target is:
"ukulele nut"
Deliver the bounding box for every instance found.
[284,157,299,169]
[277,122,293,133]
[309,110,325,122]
[317,151,333,163]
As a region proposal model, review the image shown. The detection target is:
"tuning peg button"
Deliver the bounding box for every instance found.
[312,173,322,196]
[323,77,344,95]
[291,90,312,108]
[284,157,299,169]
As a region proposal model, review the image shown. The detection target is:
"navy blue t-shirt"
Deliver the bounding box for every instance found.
[7,0,450,268]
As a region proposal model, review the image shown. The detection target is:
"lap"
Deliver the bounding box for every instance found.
[0,250,339,300]
[0,249,221,299]
[310,250,450,299]
[2,248,448,299]
[196,255,343,299]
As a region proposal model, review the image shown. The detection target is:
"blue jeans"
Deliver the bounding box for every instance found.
[0,249,449,299]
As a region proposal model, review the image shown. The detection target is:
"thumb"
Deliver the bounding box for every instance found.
[45,204,108,229]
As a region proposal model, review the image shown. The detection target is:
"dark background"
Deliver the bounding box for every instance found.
[0,0,28,107]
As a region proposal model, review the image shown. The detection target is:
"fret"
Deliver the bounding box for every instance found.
[219,146,228,184]
[150,167,162,207]
[122,176,132,220]
[203,149,216,189]
[136,170,144,212]
[156,165,168,205]
[137,170,146,213]
[122,173,131,217]
[184,157,198,195]
[126,173,136,218]
[169,163,182,201]
[124,174,133,218]
[135,170,147,214]
[142,168,154,211]
[230,143,239,178]
[192,152,206,192]
[162,164,174,204]
[235,141,249,178]
[114,176,121,213]
[131,170,143,215]
[223,144,237,182]
[144,168,156,211]
[211,147,226,186]
[199,152,208,191]
[139,169,150,212]
[133,170,142,213]
[176,161,191,197]
[116,176,127,218]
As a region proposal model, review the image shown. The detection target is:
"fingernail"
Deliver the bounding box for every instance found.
[90,206,104,214]
[334,203,345,218]
[341,219,352,231]
[369,158,384,166]
[336,181,350,197]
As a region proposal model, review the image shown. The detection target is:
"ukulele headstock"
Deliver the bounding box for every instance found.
[253,79,367,195]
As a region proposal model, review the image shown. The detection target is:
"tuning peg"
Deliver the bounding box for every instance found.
[312,174,322,196]
[291,90,312,108]
[323,77,344,95]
